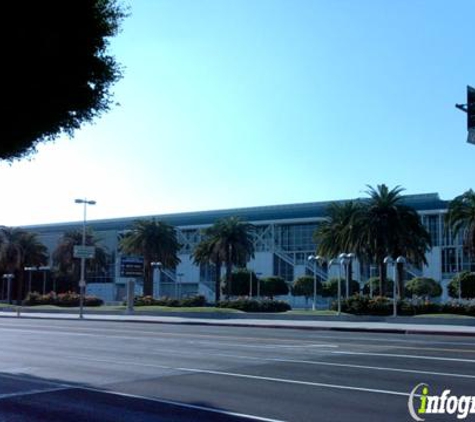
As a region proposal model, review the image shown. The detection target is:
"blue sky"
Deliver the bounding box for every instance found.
[1,0,474,226]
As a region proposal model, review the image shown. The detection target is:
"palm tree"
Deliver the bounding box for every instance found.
[0,227,48,304]
[193,217,255,302]
[355,184,431,293]
[52,229,108,292]
[119,219,180,296]
[314,201,364,288]
[445,189,475,253]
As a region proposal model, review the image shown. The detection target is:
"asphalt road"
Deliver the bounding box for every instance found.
[0,318,474,421]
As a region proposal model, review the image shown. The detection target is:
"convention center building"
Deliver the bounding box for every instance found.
[24,192,471,302]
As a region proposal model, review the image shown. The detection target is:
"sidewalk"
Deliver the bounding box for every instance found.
[1,308,475,337]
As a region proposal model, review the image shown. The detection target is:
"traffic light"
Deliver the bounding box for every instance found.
[468,85,475,130]
[456,86,475,144]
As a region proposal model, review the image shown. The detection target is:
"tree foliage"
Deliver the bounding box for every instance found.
[2,0,127,160]
[404,277,442,298]
[292,276,320,299]
[448,272,475,299]
[322,278,360,297]
[260,276,289,299]
[120,219,181,297]
[221,268,258,297]
[445,189,475,252]
[314,184,431,296]
[193,217,255,302]
[52,229,109,291]
[0,227,48,304]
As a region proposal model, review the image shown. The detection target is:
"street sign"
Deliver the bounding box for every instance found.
[73,246,96,259]
[120,257,144,277]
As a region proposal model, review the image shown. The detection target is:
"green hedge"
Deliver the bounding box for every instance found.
[332,294,475,316]
[132,295,207,307]
[23,291,103,307]
[217,298,291,313]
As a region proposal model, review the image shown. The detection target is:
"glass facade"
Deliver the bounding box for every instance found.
[275,223,318,252]
[273,254,294,281]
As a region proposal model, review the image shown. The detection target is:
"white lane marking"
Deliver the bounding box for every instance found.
[204,351,475,379]
[81,386,287,422]
[0,326,337,349]
[76,356,410,397]
[171,366,410,397]
[0,387,69,401]
[332,350,475,363]
[269,358,475,379]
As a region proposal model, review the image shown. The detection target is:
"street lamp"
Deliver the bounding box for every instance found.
[256,272,262,298]
[384,256,405,317]
[308,255,325,311]
[24,267,36,296]
[151,262,162,298]
[339,253,355,299]
[2,274,14,304]
[395,256,406,317]
[75,198,96,319]
[328,259,340,315]
[177,272,184,299]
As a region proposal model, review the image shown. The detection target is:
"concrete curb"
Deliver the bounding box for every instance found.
[1,310,475,337]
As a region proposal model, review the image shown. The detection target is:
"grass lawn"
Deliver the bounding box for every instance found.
[10,304,241,314]
[413,313,475,319]
[133,306,242,313]
[286,309,343,316]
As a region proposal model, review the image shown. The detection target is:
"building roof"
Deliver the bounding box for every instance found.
[24,192,449,235]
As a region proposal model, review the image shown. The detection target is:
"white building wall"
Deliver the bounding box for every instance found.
[248,252,273,277]
[176,255,200,283]
[423,247,442,281]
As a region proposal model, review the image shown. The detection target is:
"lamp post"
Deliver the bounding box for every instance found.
[308,255,325,311]
[395,256,406,317]
[384,256,405,317]
[328,259,340,315]
[39,266,51,294]
[2,274,14,304]
[383,256,395,316]
[256,272,262,298]
[74,198,96,319]
[177,272,184,299]
[151,262,162,298]
[249,268,253,297]
[24,267,36,297]
[338,253,355,299]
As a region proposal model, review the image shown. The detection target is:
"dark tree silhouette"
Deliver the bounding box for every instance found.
[2,0,127,161]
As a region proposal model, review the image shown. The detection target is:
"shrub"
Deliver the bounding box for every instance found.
[448,272,475,299]
[133,295,207,307]
[362,277,394,296]
[292,276,320,300]
[322,278,360,297]
[260,276,289,298]
[222,269,258,296]
[23,291,103,307]
[405,277,442,298]
[217,298,291,313]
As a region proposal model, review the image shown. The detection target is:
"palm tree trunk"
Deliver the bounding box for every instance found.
[143,259,152,297]
[16,270,24,306]
[226,244,232,299]
[396,262,404,298]
[226,261,233,299]
[378,259,386,296]
[215,262,221,303]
